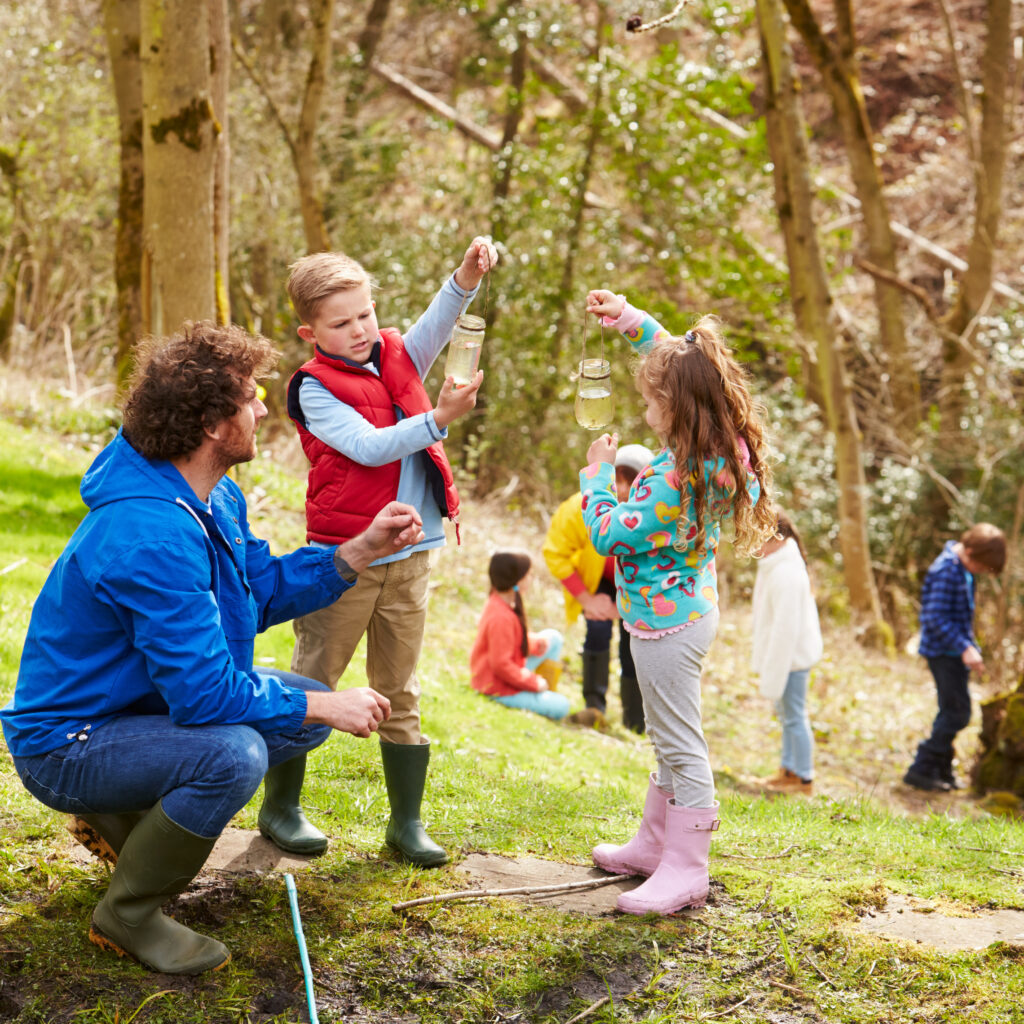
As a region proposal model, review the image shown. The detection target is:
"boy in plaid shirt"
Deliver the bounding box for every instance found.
[903,523,1006,792]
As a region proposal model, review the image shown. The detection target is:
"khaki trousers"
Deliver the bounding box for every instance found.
[291,550,431,744]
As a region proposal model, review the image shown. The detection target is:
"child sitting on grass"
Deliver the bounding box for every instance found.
[470,550,570,721]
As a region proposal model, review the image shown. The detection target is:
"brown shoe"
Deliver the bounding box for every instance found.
[567,707,607,729]
[761,768,813,796]
[67,816,118,865]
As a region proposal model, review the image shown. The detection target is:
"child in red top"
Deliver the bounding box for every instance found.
[470,551,570,721]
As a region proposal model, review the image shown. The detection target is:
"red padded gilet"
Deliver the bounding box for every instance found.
[287,328,459,544]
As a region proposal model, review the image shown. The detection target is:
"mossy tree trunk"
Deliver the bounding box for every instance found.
[939,0,1013,451]
[757,0,889,642]
[973,682,1024,799]
[210,0,231,324]
[102,0,144,387]
[140,0,219,334]
[781,0,920,436]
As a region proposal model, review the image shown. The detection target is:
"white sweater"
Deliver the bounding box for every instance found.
[751,538,823,700]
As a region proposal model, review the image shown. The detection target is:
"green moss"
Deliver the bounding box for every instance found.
[149,97,216,151]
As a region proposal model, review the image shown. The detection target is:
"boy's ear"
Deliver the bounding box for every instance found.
[297,324,315,344]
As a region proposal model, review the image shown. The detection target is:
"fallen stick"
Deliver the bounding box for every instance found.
[392,875,626,911]
[564,995,610,1024]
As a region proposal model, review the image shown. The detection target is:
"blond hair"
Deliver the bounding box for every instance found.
[286,252,373,324]
[636,314,776,558]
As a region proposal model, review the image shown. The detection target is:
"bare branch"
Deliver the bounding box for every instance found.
[231,36,298,162]
[391,874,625,911]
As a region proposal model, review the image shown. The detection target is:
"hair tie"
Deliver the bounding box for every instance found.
[684,330,697,344]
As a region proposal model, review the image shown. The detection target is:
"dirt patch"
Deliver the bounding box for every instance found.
[64,825,322,874]
[454,851,712,919]
[854,893,1024,952]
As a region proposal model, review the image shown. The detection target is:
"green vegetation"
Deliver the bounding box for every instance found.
[2,408,1024,1024]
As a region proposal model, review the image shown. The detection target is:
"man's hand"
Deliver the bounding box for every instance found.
[580,591,618,621]
[453,236,499,291]
[587,432,619,466]
[339,501,424,572]
[586,289,624,321]
[962,645,985,673]
[304,687,391,737]
[434,372,483,428]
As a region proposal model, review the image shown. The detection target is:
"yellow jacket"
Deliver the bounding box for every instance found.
[542,492,609,626]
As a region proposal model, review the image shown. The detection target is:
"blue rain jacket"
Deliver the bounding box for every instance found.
[1,430,350,757]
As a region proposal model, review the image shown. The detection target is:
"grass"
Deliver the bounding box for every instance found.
[2,393,1024,1023]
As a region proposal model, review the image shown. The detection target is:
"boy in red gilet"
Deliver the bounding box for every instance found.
[286,238,497,866]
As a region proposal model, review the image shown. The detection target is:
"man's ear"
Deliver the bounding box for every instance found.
[297,324,315,344]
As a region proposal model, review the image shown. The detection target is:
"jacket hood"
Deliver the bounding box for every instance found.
[80,429,203,513]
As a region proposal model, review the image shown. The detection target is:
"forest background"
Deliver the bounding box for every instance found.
[5,2,1024,1020]
[2,0,1024,729]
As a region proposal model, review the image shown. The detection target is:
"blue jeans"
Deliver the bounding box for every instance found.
[774,669,814,780]
[492,629,570,720]
[910,655,971,775]
[12,671,332,839]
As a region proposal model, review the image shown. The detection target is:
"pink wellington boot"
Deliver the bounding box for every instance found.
[616,800,719,916]
[592,774,671,877]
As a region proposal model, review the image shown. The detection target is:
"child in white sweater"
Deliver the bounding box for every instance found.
[751,512,823,795]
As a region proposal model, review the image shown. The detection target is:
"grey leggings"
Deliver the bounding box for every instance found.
[629,609,719,808]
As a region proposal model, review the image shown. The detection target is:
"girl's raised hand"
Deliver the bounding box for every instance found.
[587,432,618,465]
[585,289,624,321]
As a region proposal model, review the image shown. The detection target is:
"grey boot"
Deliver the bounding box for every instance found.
[379,740,448,868]
[90,801,230,974]
[581,649,610,712]
[257,753,329,855]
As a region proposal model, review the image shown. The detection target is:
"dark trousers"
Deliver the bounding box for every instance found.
[582,578,637,679]
[910,655,972,776]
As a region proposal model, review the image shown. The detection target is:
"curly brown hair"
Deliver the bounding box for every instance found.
[122,321,279,461]
[635,314,776,558]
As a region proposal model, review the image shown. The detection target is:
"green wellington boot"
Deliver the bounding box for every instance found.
[89,801,231,975]
[257,753,329,855]
[67,811,148,865]
[379,740,448,867]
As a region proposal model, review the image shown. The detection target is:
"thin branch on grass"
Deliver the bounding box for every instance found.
[704,994,753,1018]
[718,844,797,861]
[769,978,806,996]
[752,882,774,913]
[804,953,837,986]
[1,558,27,576]
[564,995,609,1024]
[392,875,625,911]
[957,845,1024,858]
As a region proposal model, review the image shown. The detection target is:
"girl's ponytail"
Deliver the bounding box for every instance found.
[488,550,533,656]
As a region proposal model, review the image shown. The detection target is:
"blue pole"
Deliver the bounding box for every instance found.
[285,873,320,1024]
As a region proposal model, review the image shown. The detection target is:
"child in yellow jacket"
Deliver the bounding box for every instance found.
[543,444,653,731]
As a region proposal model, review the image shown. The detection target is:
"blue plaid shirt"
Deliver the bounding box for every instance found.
[918,541,976,658]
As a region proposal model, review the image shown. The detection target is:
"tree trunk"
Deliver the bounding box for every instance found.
[757,0,889,642]
[209,0,231,323]
[940,0,1013,438]
[103,0,144,385]
[295,0,335,253]
[782,0,920,434]
[343,0,393,122]
[141,0,219,333]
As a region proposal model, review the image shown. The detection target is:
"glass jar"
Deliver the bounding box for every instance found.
[443,314,486,386]
[574,358,614,430]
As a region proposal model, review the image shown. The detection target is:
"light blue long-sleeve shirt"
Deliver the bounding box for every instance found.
[298,273,477,565]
